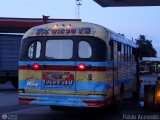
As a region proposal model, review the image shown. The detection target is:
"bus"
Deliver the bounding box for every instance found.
[18,21,138,110]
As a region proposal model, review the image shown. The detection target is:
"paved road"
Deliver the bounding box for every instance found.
[0,77,160,120]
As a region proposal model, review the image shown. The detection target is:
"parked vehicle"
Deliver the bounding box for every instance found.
[0,33,23,89]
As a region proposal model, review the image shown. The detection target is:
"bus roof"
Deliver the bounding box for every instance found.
[23,21,137,48]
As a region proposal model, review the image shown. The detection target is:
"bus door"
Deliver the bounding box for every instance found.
[42,39,76,92]
[75,39,94,93]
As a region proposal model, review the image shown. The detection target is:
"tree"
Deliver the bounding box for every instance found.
[136,35,157,59]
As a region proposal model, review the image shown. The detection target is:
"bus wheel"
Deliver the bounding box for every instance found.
[50,106,55,111]
[132,91,139,102]
[11,77,18,89]
[113,84,124,112]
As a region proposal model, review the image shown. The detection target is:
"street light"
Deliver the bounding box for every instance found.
[76,0,82,19]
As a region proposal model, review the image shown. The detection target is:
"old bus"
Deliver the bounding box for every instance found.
[18,21,138,109]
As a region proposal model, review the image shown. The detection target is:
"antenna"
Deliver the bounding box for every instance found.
[76,0,82,19]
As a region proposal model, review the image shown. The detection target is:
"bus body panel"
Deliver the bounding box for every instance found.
[19,61,113,107]
[19,61,112,94]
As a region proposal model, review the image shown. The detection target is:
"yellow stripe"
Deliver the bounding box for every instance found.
[19,70,107,82]
[19,70,42,80]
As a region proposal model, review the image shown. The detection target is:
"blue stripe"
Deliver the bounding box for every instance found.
[76,80,107,91]
[19,93,105,99]
[19,80,41,89]
[19,78,133,91]
[30,99,87,107]
[76,61,112,66]
[19,77,133,91]
[19,80,109,91]
[19,61,113,66]
[19,93,106,107]
[19,61,75,65]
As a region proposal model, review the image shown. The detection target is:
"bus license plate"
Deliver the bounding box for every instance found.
[42,72,74,87]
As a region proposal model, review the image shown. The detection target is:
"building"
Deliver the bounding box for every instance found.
[140,57,160,74]
[0,16,81,33]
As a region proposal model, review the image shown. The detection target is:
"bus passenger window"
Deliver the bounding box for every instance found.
[126,46,129,62]
[118,42,121,61]
[28,41,41,58]
[109,40,114,61]
[45,39,73,59]
[118,42,121,52]
[128,46,131,62]
[132,48,136,62]
[124,45,128,62]
[121,44,124,61]
[78,41,92,58]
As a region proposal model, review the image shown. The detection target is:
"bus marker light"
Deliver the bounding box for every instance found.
[78,63,86,71]
[61,24,65,28]
[32,63,40,70]
[53,24,58,29]
[67,24,72,28]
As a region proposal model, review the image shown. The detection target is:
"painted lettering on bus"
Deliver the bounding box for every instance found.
[33,27,91,36]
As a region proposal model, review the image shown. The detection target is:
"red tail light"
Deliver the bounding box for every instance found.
[32,63,39,70]
[19,97,36,104]
[78,63,86,71]
[82,100,106,107]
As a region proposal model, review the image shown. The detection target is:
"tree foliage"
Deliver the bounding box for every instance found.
[136,35,157,59]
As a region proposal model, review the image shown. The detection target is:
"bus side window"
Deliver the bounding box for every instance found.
[129,46,132,62]
[126,45,129,62]
[109,40,114,61]
[131,47,133,62]
[121,44,124,61]
[124,45,128,62]
[118,42,121,52]
[114,41,118,61]
[28,41,41,59]
[132,48,136,62]
[118,42,121,61]
[127,46,130,62]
